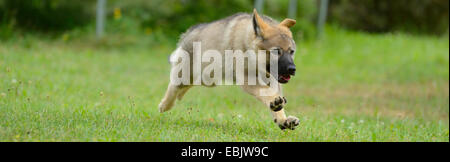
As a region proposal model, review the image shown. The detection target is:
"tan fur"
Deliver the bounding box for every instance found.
[279,19,296,28]
[159,9,300,130]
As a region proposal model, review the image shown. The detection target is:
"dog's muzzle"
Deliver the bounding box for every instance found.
[278,65,295,84]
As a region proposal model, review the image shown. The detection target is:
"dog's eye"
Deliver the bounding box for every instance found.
[271,49,282,55]
[290,50,295,55]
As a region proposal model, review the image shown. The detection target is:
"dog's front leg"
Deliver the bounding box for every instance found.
[240,85,300,130]
[269,96,300,130]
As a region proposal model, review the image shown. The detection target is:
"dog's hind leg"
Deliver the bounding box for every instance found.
[159,84,190,113]
[159,46,193,113]
[176,85,192,100]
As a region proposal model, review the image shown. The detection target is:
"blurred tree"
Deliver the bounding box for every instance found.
[96,0,106,38]
[0,0,317,40]
[329,0,449,35]
[317,0,329,38]
[0,0,94,32]
[288,0,298,19]
[255,0,264,13]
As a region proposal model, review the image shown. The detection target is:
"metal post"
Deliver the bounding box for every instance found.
[288,0,297,19]
[96,0,106,39]
[317,0,329,38]
[254,0,264,14]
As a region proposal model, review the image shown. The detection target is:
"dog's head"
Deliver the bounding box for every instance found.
[252,9,297,84]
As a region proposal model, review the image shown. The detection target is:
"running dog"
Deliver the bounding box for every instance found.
[159,9,300,130]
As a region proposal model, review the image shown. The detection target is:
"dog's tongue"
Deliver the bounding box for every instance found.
[282,75,291,81]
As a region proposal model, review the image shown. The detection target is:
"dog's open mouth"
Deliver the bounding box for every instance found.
[266,65,293,84]
[278,74,291,84]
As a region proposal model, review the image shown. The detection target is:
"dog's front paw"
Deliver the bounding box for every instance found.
[270,96,287,112]
[278,116,300,130]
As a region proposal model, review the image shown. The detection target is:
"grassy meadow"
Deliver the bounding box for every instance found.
[0,28,448,141]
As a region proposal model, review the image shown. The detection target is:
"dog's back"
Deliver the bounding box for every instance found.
[177,13,278,54]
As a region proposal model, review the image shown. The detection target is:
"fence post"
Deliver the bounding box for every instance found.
[288,0,297,19]
[96,0,106,39]
[254,0,264,13]
[317,0,329,38]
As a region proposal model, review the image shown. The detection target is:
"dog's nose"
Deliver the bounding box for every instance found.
[288,65,296,75]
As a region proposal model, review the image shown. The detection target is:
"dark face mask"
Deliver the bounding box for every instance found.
[277,51,296,84]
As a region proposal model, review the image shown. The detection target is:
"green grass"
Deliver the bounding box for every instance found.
[0,27,448,141]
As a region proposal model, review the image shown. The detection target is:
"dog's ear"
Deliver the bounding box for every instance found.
[252,8,270,38]
[279,19,296,28]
